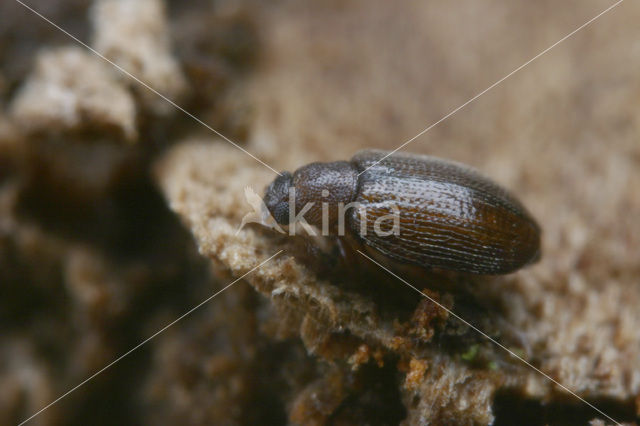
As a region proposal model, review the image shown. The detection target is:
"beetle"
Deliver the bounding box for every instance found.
[263,149,540,274]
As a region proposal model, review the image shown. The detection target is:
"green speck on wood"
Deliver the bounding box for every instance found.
[461,344,479,361]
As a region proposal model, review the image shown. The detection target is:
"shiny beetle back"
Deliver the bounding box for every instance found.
[349,150,540,274]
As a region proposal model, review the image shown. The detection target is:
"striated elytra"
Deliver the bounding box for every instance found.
[263,149,541,274]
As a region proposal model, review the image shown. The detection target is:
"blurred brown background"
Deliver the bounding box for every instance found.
[1,0,639,425]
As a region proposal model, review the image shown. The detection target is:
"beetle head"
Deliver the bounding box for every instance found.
[263,171,293,225]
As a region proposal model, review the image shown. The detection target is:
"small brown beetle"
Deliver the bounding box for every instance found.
[263,149,540,274]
